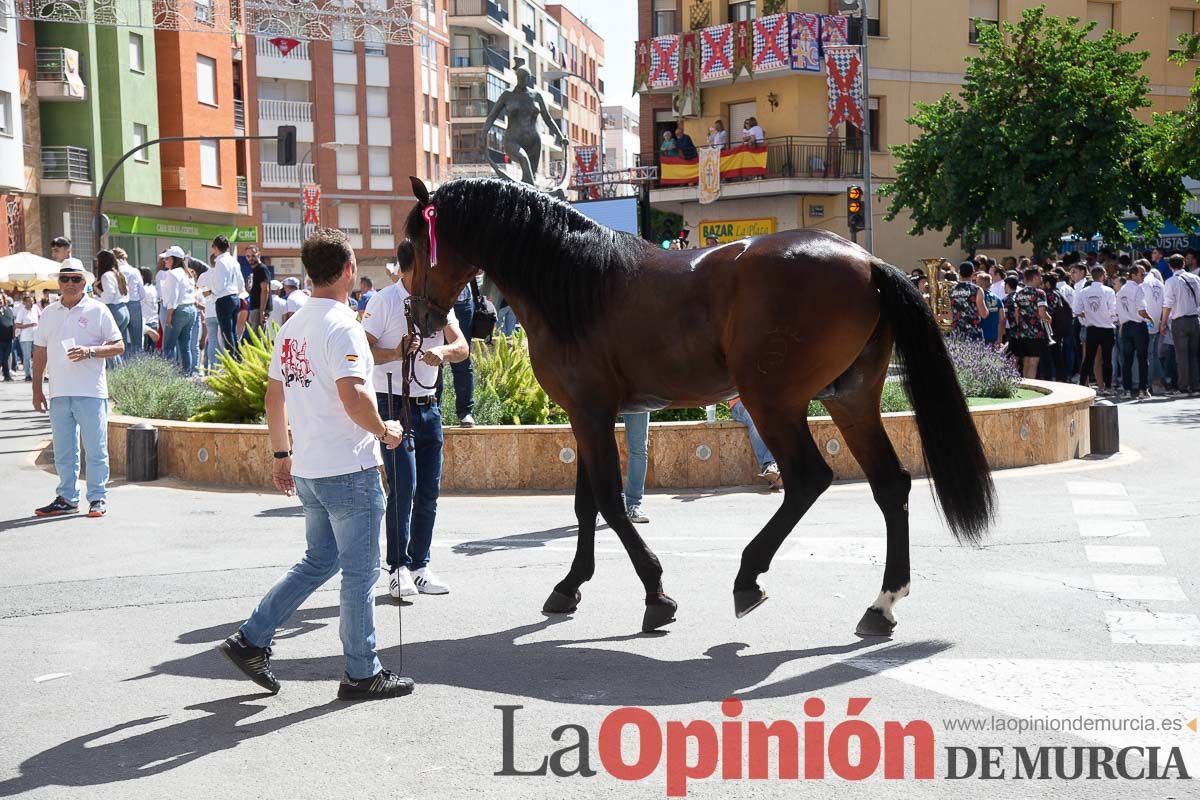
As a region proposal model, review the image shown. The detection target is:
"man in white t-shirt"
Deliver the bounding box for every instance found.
[209,234,244,358]
[1160,253,1200,394]
[1074,266,1117,392]
[267,279,286,329]
[196,258,227,369]
[220,228,412,701]
[32,264,125,518]
[281,277,308,322]
[14,293,40,381]
[362,247,469,599]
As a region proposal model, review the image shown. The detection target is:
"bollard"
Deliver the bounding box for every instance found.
[1089,399,1119,456]
[126,422,159,482]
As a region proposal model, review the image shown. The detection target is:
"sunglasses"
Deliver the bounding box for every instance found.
[58,275,84,284]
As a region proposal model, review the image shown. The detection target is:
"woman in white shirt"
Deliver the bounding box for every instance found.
[707,120,728,150]
[159,246,199,376]
[139,267,159,353]
[96,250,129,366]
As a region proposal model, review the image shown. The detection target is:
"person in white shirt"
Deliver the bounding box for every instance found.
[112,248,145,354]
[32,263,124,518]
[1115,268,1149,399]
[266,279,286,330]
[219,227,413,701]
[1160,253,1200,394]
[49,235,84,273]
[13,293,40,381]
[196,260,226,369]
[1073,265,1117,392]
[209,234,244,358]
[95,250,130,366]
[158,246,199,375]
[362,246,469,599]
[741,116,765,145]
[281,277,308,322]
[1140,261,1167,392]
[138,267,159,352]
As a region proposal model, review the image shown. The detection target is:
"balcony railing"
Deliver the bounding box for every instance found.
[370,224,393,236]
[262,222,316,248]
[260,162,315,187]
[638,136,862,189]
[259,98,313,122]
[236,175,249,207]
[547,83,563,106]
[449,46,509,70]
[41,146,92,182]
[255,36,310,61]
[234,99,245,130]
[521,24,535,45]
[450,98,494,118]
[450,0,507,23]
[36,47,82,82]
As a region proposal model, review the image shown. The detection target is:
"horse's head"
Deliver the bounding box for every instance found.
[400,176,475,335]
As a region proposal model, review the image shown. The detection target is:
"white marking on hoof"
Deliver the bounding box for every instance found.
[870,583,910,624]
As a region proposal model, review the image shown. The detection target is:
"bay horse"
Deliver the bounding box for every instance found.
[400,177,994,636]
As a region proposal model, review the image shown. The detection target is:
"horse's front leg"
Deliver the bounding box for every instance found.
[571,411,676,633]
[542,459,597,615]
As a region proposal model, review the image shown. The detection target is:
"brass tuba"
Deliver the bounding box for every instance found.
[920,258,955,332]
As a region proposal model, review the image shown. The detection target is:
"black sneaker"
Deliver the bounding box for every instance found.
[336,669,414,701]
[87,500,107,518]
[218,631,280,694]
[34,497,79,517]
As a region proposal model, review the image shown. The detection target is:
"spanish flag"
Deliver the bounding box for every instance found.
[659,144,768,186]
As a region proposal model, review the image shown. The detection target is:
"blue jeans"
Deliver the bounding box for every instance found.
[48,396,110,505]
[449,290,474,419]
[125,300,143,355]
[496,305,518,336]
[205,315,224,371]
[623,411,649,508]
[240,469,385,680]
[1148,331,1166,385]
[8,339,17,372]
[215,294,240,359]
[106,303,129,367]
[377,395,443,571]
[730,401,775,469]
[0,340,11,380]
[164,305,198,376]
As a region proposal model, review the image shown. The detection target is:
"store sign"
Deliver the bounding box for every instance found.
[107,214,257,243]
[698,217,777,243]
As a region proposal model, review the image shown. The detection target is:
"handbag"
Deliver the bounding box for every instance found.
[469,279,497,342]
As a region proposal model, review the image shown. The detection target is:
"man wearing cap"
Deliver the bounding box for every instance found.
[32,264,125,517]
[50,236,85,273]
[210,234,244,358]
[282,277,308,323]
[267,279,286,330]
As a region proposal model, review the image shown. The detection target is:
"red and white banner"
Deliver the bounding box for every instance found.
[302,183,321,225]
[825,45,864,135]
[574,147,601,199]
[269,36,301,57]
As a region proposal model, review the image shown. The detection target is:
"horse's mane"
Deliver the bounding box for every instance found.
[415,179,648,343]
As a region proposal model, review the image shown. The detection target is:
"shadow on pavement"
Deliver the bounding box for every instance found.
[451,523,585,556]
[255,505,304,518]
[0,695,347,797]
[0,514,89,532]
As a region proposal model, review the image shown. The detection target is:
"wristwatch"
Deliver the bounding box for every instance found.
[273,450,292,459]
[87,347,95,359]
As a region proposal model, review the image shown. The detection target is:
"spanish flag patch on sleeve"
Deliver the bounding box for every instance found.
[345,354,359,363]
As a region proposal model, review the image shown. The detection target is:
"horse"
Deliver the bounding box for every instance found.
[399,177,995,636]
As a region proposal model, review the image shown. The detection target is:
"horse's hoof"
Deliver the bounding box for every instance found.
[855,606,897,637]
[733,587,768,619]
[542,589,581,614]
[642,594,677,632]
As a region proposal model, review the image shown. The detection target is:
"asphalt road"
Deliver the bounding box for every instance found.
[1,377,1198,799]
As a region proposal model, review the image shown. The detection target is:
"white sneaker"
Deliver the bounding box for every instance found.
[460,414,475,428]
[411,566,450,595]
[389,567,418,598]
[626,504,649,524]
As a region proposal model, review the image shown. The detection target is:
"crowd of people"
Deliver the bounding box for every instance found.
[933,247,1200,399]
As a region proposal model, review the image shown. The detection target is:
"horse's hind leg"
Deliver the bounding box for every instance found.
[543,460,597,614]
[733,413,833,618]
[570,411,677,632]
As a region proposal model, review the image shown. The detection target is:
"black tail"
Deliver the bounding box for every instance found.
[871,259,995,543]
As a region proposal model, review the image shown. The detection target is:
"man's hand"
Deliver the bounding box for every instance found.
[381,419,405,449]
[272,455,295,496]
[1160,323,1169,335]
[32,387,48,413]
[66,346,90,363]
[419,346,445,367]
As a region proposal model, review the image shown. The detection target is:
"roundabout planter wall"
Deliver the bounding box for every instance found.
[106,380,1094,492]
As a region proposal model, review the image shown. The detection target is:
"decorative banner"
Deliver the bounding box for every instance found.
[698,146,721,205]
[677,31,702,117]
[732,20,754,82]
[649,35,680,89]
[698,217,776,243]
[574,146,602,199]
[659,143,767,186]
[825,45,864,135]
[302,183,321,225]
[633,39,651,93]
[821,14,850,52]
[700,24,733,82]
[752,13,790,73]
[790,12,821,72]
[269,36,302,56]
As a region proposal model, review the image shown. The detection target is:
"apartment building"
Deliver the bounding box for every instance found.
[246,1,450,278]
[602,104,641,196]
[546,4,604,154]
[0,6,35,257]
[637,0,1199,266]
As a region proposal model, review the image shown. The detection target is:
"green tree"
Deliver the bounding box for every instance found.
[1149,1,1200,180]
[881,6,1195,257]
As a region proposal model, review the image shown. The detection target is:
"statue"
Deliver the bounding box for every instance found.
[482,58,568,188]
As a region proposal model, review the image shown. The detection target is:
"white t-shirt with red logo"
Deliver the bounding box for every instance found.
[268,297,382,480]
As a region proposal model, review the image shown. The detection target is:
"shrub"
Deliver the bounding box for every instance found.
[944,337,1020,399]
[190,325,274,423]
[469,331,554,425]
[108,356,213,421]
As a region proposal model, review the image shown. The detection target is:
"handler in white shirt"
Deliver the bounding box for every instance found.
[1141,264,1167,390]
[1160,253,1200,393]
[209,234,244,357]
[1115,270,1148,398]
[1074,266,1117,391]
[13,294,40,380]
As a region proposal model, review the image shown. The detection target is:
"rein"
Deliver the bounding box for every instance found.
[397,202,447,452]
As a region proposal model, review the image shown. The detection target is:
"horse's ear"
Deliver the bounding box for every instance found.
[410,177,430,207]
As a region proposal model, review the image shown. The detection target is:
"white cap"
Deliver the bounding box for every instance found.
[269,279,283,290]
[283,277,301,288]
[159,245,187,260]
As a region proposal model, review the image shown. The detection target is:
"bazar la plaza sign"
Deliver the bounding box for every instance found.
[106,214,258,243]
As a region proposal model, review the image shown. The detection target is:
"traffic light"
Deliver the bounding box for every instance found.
[277,125,297,166]
[847,185,865,234]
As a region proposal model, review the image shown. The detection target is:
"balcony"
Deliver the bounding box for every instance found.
[449,46,509,71]
[449,98,494,119]
[236,175,249,211]
[234,99,245,132]
[35,48,87,102]
[40,146,93,196]
[255,36,312,82]
[259,162,315,187]
[256,37,310,61]
[259,98,313,122]
[450,0,508,24]
[262,222,316,249]
[521,24,535,45]
[546,83,563,107]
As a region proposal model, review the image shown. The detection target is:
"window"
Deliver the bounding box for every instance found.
[370,205,392,235]
[364,26,386,56]
[845,97,881,152]
[0,0,7,32]
[849,0,881,41]
[968,0,998,44]
[969,224,1012,250]
[366,87,388,116]
[128,33,144,72]
[199,139,220,186]
[195,0,213,25]
[132,124,149,161]
[336,147,358,175]
[333,21,355,52]
[368,146,390,176]
[519,1,535,30]
[196,55,217,106]
[1086,2,1113,40]
[727,0,755,23]
[338,204,361,234]
[1169,9,1198,56]
[0,91,12,138]
[334,84,357,115]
